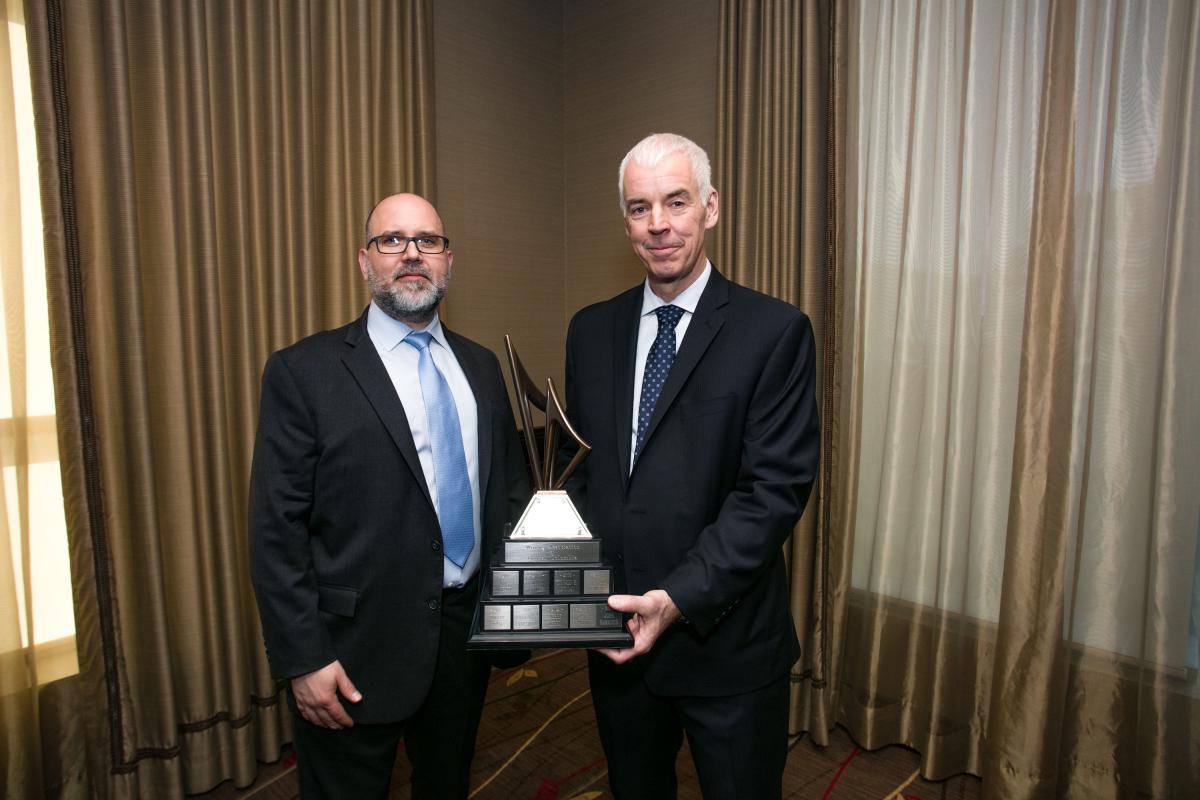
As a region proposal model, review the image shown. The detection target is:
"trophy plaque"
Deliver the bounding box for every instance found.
[467,336,632,649]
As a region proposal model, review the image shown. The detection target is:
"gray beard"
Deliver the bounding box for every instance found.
[367,267,448,323]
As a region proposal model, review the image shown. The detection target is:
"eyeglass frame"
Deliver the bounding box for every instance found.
[366,233,451,255]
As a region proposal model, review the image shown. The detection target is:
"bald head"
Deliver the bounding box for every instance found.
[364,193,446,244]
[357,192,453,327]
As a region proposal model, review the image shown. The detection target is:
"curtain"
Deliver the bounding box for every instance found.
[1,0,44,793]
[840,0,1200,797]
[714,0,848,744]
[24,1,436,796]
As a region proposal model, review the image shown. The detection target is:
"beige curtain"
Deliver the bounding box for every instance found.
[839,0,1200,797]
[24,1,436,796]
[1,1,43,793]
[714,0,848,744]
[719,0,1200,796]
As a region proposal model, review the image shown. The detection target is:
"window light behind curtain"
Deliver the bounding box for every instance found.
[0,0,76,677]
[848,0,1198,668]
[1,1,78,794]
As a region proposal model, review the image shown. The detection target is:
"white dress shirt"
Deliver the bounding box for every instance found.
[366,302,481,587]
[629,261,712,472]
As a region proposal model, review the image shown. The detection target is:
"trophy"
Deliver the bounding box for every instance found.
[467,336,633,649]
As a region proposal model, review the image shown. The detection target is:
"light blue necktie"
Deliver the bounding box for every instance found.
[635,305,685,461]
[404,331,474,567]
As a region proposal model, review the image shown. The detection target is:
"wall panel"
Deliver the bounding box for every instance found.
[434,0,565,393]
[434,0,719,398]
[563,1,720,322]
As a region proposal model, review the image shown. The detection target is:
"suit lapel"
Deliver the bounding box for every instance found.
[445,327,493,503]
[634,270,729,465]
[340,312,433,509]
[612,289,641,491]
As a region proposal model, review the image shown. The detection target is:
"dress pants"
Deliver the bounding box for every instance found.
[587,650,790,800]
[291,580,490,800]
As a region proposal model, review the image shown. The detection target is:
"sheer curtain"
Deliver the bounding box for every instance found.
[0,1,44,792]
[0,0,80,794]
[841,0,1199,796]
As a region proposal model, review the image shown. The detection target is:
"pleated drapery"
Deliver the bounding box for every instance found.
[9,0,1197,796]
[714,0,847,744]
[23,1,436,796]
[719,0,1200,797]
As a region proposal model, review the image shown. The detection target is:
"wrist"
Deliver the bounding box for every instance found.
[652,588,683,626]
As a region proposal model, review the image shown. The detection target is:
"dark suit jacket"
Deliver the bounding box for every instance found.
[565,268,819,697]
[249,308,528,724]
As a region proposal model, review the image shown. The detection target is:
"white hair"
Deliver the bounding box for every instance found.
[617,133,713,214]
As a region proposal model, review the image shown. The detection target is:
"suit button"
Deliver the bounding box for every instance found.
[431,540,441,551]
[428,599,440,610]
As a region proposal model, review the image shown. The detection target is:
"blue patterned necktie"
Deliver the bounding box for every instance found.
[404,332,474,567]
[635,305,685,461]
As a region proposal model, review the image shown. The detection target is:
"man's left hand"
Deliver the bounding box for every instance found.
[595,589,681,664]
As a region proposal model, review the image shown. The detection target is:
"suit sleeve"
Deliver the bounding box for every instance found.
[248,351,336,679]
[659,312,820,636]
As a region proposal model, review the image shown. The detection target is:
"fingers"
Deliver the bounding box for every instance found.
[603,590,680,662]
[596,645,637,664]
[594,609,651,664]
[321,698,355,729]
[336,671,363,705]
[303,698,350,730]
[598,629,653,663]
[606,593,645,614]
[292,661,359,729]
[295,690,338,728]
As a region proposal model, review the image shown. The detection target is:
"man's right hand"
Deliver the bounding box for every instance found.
[291,660,362,729]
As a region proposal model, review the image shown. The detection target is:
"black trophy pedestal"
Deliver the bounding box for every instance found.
[467,537,633,649]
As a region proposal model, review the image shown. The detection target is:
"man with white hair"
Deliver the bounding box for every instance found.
[563,133,820,798]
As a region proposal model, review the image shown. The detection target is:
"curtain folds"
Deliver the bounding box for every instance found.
[841,0,1050,781]
[841,1,1200,796]
[24,1,436,796]
[720,0,1199,797]
[714,0,847,745]
[985,0,1078,793]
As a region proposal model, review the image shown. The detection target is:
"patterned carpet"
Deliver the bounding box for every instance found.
[213,649,982,799]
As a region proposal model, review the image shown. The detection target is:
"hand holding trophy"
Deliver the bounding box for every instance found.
[467,336,633,649]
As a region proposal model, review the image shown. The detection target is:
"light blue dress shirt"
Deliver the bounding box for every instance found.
[366,302,481,587]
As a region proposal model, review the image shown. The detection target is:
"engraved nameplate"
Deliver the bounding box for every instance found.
[569,604,597,629]
[553,569,581,595]
[523,569,550,595]
[483,605,512,631]
[504,539,602,564]
[512,605,540,630]
[582,569,611,595]
[596,605,622,628]
[565,603,623,629]
[541,603,569,629]
[491,570,520,596]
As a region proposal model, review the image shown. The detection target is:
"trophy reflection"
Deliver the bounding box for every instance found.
[467,336,633,649]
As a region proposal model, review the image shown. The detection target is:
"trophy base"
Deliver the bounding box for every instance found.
[466,624,635,650]
[467,594,634,648]
[467,536,633,650]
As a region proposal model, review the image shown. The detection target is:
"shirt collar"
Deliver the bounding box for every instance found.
[366,301,451,352]
[640,260,712,317]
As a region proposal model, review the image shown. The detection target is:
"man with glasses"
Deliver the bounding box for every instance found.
[250,193,529,798]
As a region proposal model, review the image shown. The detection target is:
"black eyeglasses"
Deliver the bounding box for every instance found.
[367,233,450,255]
